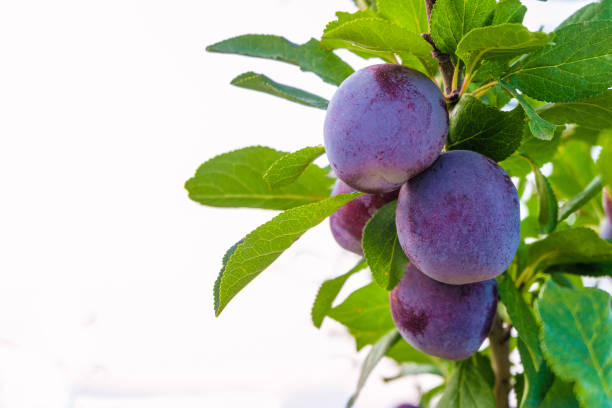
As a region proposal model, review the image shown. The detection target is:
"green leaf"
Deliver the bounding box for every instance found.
[347,329,401,408]
[527,227,612,275]
[437,357,495,408]
[386,338,435,364]
[500,153,530,178]
[523,155,558,233]
[362,201,409,291]
[420,384,445,408]
[599,130,612,186]
[215,192,362,315]
[538,377,580,408]
[328,282,395,349]
[213,240,242,316]
[456,24,550,75]
[263,145,326,189]
[185,146,334,210]
[518,126,562,166]
[517,339,555,408]
[537,90,612,131]
[377,0,428,34]
[492,0,527,25]
[322,18,432,62]
[447,95,524,161]
[430,0,496,57]
[557,176,603,223]
[557,0,612,30]
[230,72,329,109]
[311,259,368,328]
[383,363,443,382]
[506,21,612,102]
[535,280,612,408]
[497,273,543,369]
[499,79,557,141]
[206,35,354,86]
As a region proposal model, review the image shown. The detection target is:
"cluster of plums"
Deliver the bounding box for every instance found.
[325,64,521,361]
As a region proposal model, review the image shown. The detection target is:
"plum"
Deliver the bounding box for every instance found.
[390,263,498,360]
[396,150,520,285]
[396,404,419,408]
[324,64,448,194]
[329,179,397,255]
[601,187,612,240]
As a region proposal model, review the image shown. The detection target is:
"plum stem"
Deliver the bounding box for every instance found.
[422,0,457,101]
[489,313,511,408]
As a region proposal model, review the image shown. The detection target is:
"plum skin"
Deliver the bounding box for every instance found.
[324,63,448,194]
[601,187,612,240]
[329,179,397,255]
[396,150,520,285]
[390,263,498,361]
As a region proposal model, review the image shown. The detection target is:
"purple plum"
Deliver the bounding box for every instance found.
[396,404,419,408]
[601,187,612,240]
[396,150,520,285]
[329,179,397,255]
[390,263,498,360]
[324,64,448,194]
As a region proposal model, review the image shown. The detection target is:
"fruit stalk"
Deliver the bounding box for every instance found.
[423,0,457,99]
[488,313,511,408]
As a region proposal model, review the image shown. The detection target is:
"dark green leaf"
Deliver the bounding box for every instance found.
[492,0,527,25]
[535,280,612,408]
[328,282,395,349]
[518,126,562,166]
[497,274,542,368]
[538,377,580,408]
[557,0,612,30]
[437,357,495,408]
[230,72,329,109]
[537,90,612,131]
[430,0,496,57]
[215,192,362,315]
[506,21,612,102]
[447,95,524,161]
[558,176,603,222]
[362,201,409,290]
[347,329,401,408]
[213,240,242,316]
[456,24,549,75]
[523,155,558,233]
[311,259,368,328]
[517,339,555,408]
[263,145,326,189]
[206,35,354,86]
[499,79,557,140]
[185,146,334,210]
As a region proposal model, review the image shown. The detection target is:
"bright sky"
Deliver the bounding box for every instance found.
[0,0,593,407]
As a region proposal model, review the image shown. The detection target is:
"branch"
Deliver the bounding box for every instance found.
[489,313,511,408]
[422,0,457,101]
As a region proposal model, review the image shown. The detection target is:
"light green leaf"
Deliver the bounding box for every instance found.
[599,130,612,186]
[499,79,557,141]
[506,21,612,102]
[557,0,612,30]
[535,280,612,408]
[537,90,612,131]
[213,240,242,316]
[386,339,436,364]
[492,0,527,25]
[526,227,612,275]
[456,24,549,75]
[328,282,395,349]
[311,259,368,328]
[557,176,603,223]
[206,35,354,86]
[500,153,531,178]
[263,145,326,189]
[215,192,362,315]
[447,95,524,161]
[362,201,408,290]
[497,274,543,368]
[518,126,562,166]
[322,18,432,62]
[430,0,496,57]
[230,72,328,109]
[185,146,334,210]
[347,329,401,408]
[437,357,495,408]
[383,363,443,382]
[523,155,558,234]
[377,0,428,34]
[399,52,439,78]
[420,384,445,408]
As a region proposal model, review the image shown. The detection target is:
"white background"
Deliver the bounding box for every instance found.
[0,0,593,407]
